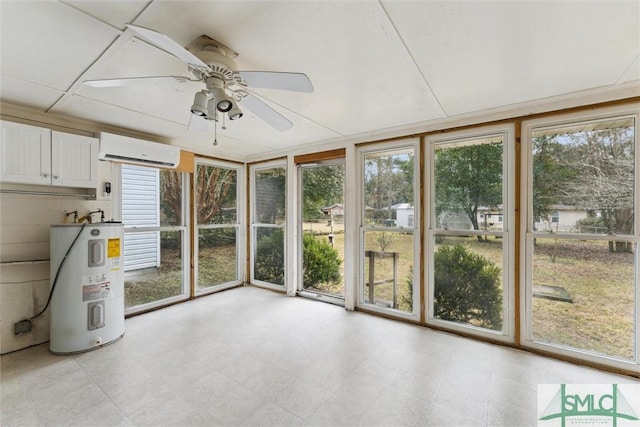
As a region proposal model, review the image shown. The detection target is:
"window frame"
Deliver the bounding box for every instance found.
[120,165,190,315]
[297,158,346,305]
[356,138,421,320]
[193,158,245,296]
[249,160,287,290]
[425,124,516,342]
[521,104,640,370]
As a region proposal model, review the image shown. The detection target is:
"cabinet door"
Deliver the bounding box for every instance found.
[0,121,51,185]
[51,131,98,188]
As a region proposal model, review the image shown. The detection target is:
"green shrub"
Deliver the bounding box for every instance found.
[253,230,342,288]
[302,233,342,289]
[160,231,181,250]
[434,244,502,330]
[199,227,236,246]
[401,266,413,312]
[254,230,285,285]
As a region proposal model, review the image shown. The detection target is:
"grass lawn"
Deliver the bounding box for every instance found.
[124,245,237,308]
[531,239,635,360]
[435,235,635,360]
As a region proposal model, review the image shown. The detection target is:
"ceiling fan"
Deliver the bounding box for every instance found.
[84,24,313,132]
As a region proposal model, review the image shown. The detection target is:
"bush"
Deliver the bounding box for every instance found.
[434,244,502,330]
[253,230,342,288]
[160,231,181,250]
[302,233,342,289]
[575,216,605,233]
[401,267,413,312]
[199,227,236,246]
[254,230,285,285]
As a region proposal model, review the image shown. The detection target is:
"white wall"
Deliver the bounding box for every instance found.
[0,161,115,354]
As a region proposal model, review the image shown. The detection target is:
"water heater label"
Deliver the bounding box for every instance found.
[82,282,112,302]
[108,238,121,258]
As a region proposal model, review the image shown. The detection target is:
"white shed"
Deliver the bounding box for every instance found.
[394,203,415,228]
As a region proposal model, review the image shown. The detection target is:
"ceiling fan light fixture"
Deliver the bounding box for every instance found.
[228,102,243,120]
[209,86,233,112]
[217,99,233,112]
[190,91,208,116]
[205,98,217,121]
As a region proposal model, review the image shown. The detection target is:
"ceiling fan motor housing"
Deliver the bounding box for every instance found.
[197,47,236,80]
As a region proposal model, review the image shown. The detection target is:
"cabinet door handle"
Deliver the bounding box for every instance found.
[42,173,48,178]
[52,175,59,179]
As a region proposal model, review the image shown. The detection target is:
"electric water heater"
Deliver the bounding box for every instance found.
[49,222,125,354]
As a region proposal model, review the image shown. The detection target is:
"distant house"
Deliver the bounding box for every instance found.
[534,205,590,233]
[478,207,503,229]
[438,206,502,231]
[321,203,344,217]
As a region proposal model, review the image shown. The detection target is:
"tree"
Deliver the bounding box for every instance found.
[532,136,574,227]
[534,126,634,253]
[558,127,634,252]
[364,152,414,223]
[433,244,503,330]
[302,165,344,221]
[160,165,236,226]
[434,142,503,241]
[160,170,182,224]
[196,165,236,224]
[255,169,286,224]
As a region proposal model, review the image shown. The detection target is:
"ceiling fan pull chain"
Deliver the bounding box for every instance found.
[213,113,219,146]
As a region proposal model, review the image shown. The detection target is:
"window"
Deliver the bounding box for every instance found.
[523,107,639,370]
[298,160,345,303]
[121,165,189,313]
[250,161,286,289]
[194,159,243,294]
[426,125,514,340]
[358,140,419,317]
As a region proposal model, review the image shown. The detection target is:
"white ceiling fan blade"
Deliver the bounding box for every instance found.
[126,24,209,69]
[188,114,210,132]
[84,76,190,88]
[242,94,293,131]
[237,71,313,93]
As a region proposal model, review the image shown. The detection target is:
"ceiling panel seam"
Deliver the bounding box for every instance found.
[46,1,154,112]
[378,0,447,117]
[47,29,134,113]
[58,0,143,32]
[616,53,640,85]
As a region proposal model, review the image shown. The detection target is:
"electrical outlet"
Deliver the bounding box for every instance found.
[14,319,32,335]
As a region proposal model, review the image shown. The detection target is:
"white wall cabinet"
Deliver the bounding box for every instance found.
[0,121,98,188]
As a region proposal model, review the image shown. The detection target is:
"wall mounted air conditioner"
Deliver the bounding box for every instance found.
[98,132,180,168]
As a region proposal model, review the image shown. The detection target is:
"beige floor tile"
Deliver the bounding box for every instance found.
[1,286,634,427]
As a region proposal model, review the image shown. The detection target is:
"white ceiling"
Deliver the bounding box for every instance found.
[1,1,638,161]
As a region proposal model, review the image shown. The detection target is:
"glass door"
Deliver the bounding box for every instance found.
[298,160,345,303]
[250,162,287,289]
[121,165,189,313]
[194,159,243,295]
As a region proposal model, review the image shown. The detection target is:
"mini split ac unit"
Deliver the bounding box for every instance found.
[98,132,180,168]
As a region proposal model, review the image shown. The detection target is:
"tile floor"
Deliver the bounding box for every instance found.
[1,286,637,426]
